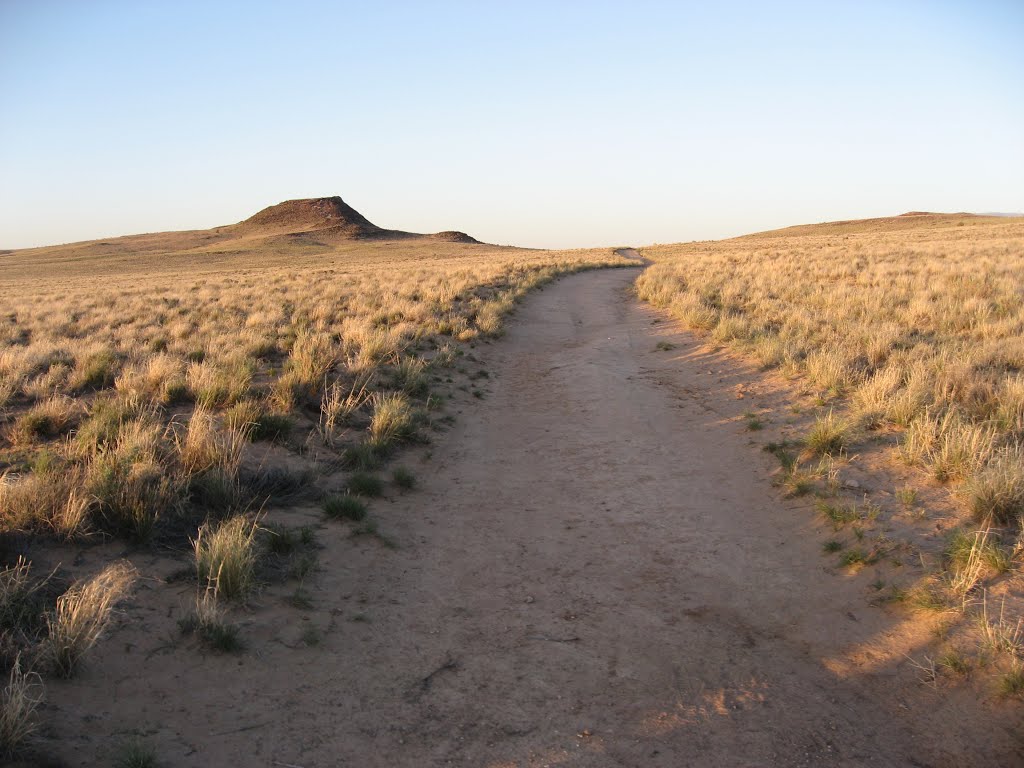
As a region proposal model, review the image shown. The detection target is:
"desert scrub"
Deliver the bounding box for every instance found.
[46,561,137,677]
[192,516,258,600]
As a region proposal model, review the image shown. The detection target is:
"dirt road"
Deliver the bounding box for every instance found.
[50,267,1020,767]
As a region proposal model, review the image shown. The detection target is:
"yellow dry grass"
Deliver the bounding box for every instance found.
[0,231,627,542]
[637,214,1024,525]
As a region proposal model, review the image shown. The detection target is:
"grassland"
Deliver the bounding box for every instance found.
[0,203,629,756]
[637,213,1024,690]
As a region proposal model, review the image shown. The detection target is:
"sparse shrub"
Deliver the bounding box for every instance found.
[896,487,917,507]
[431,343,457,368]
[347,328,399,374]
[223,399,261,435]
[187,469,243,516]
[115,354,186,405]
[73,396,139,455]
[46,560,137,677]
[268,370,308,412]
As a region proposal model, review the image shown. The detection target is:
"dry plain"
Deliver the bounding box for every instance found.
[0,201,1022,766]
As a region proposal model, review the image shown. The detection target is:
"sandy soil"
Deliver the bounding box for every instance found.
[43,267,1021,767]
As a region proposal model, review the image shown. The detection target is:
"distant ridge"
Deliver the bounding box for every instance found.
[235,196,479,243]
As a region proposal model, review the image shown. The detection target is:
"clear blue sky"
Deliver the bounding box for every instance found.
[1,1,1022,249]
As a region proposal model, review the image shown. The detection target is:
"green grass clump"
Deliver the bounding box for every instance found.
[179,589,243,653]
[945,528,1010,575]
[805,410,857,457]
[342,442,383,471]
[392,466,416,491]
[816,500,860,529]
[999,663,1024,698]
[839,548,869,568]
[323,494,367,521]
[114,740,158,768]
[346,471,383,497]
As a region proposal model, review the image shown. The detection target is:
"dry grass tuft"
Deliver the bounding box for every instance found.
[46,561,137,677]
[193,516,259,600]
[0,654,44,757]
[368,391,416,448]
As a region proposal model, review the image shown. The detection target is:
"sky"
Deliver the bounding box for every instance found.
[1,1,1022,250]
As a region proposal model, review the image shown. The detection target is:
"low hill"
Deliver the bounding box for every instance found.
[735,212,1014,240]
[0,196,481,279]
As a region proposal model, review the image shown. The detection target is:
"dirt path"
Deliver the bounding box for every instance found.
[50,268,1020,767]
